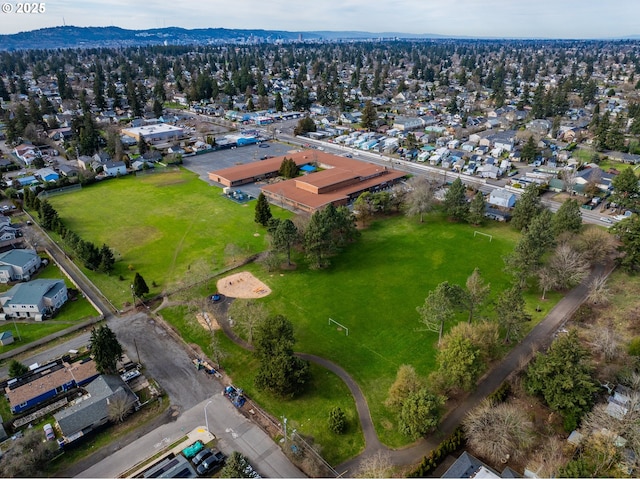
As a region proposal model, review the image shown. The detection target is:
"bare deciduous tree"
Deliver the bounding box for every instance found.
[404,176,438,223]
[209,330,227,369]
[590,325,620,360]
[587,274,612,305]
[354,451,393,478]
[560,168,578,194]
[228,299,268,345]
[463,400,534,464]
[108,390,135,423]
[578,227,618,265]
[526,437,570,478]
[548,243,590,290]
[465,267,490,323]
[537,266,557,300]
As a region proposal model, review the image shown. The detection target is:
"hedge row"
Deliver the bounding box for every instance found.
[408,427,466,477]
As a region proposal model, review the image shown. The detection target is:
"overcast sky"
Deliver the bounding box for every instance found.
[0,0,637,38]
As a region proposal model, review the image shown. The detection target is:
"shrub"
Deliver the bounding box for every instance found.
[328,406,347,434]
[408,427,466,477]
[628,337,640,357]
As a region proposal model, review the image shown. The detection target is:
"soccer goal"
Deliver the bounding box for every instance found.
[329,318,349,336]
[474,231,493,242]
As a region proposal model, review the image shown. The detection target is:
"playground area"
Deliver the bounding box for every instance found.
[223,188,254,204]
[216,271,272,298]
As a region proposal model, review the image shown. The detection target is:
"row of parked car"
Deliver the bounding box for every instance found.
[182,440,227,476]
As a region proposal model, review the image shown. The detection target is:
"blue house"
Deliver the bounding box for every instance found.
[6,359,99,414]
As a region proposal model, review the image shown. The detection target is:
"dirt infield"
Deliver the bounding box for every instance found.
[216,271,272,298]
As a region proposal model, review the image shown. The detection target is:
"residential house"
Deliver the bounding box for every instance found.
[443,451,519,478]
[0,278,68,320]
[477,164,501,179]
[35,167,60,183]
[0,331,14,346]
[573,167,614,195]
[103,161,127,177]
[392,117,424,131]
[58,164,79,178]
[0,249,41,283]
[13,144,39,166]
[54,375,137,444]
[527,118,552,136]
[0,224,19,241]
[488,188,517,208]
[5,359,99,414]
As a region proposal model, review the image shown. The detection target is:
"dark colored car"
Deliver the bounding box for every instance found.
[192,448,213,466]
[196,451,227,476]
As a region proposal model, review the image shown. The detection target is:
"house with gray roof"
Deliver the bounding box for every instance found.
[443,451,520,478]
[0,249,41,283]
[54,375,137,444]
[0,278,67,321]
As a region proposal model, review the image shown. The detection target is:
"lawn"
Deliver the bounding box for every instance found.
[160,305,364,466]
[47,169,290,308]
[244,213,558,447]
[0,262,97,355]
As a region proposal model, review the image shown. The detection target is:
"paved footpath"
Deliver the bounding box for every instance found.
[333,261,615,475]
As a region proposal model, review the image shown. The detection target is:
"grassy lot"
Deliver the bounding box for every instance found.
[47,169,290,308]
[0,263,97,355]
[46,170,563,455]
[241,213,558,447]
[160,305,364,465]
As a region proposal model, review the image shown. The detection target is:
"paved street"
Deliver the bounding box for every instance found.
[77,395,303,478]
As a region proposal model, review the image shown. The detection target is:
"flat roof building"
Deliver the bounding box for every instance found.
[121,124,184,143]
[209,150,405,213]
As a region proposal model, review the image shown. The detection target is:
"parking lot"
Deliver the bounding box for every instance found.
[182,141,303,199]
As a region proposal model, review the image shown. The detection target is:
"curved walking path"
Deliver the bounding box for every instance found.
[210,260,616,476]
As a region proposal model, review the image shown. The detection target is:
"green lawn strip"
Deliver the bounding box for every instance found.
[47,169,289,308]
[160,305,364,465]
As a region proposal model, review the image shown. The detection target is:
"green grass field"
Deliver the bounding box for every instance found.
[48,169,290,308]
[46,168,562,456]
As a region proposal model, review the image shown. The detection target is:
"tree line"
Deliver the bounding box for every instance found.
[23,189,115,273]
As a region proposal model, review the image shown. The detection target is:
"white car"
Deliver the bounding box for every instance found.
[600,217,613,224]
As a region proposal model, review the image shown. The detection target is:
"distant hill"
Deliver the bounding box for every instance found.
[0,25,448,51]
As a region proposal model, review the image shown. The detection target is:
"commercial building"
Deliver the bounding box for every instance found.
[121,124,185,144]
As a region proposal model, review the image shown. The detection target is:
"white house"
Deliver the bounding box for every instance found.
[0,249,41,283]
[392,117,424,131]
[0,279,68,321]
[103,161,127,177]
[488,188,517,208]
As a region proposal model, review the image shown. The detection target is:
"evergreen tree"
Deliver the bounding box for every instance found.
[133,272,149,298]
[467,192,486,225]
[275,92,284,112]
[552,199,583,236]
[511,183,543,232]
[525,330,597,431]
[8,360,28,378]
[360,100,377,130]
[89,325,123,375]
[442,178,469,221]
[254,192,272,226]
[611,167,639,209]
[137,135,148,155]
[272,219,298,266]
[520,136,538,163]
[99,244,115,274]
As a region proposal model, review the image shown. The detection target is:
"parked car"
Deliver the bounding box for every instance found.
[192,448,213,465]
[196,450,227,476]
[182,440,204,458]
[43,423,55,441]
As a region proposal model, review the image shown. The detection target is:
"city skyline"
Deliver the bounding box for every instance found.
[0,0,638,39]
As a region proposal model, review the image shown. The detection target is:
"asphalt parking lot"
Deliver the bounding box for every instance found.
[182,141,300,181]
